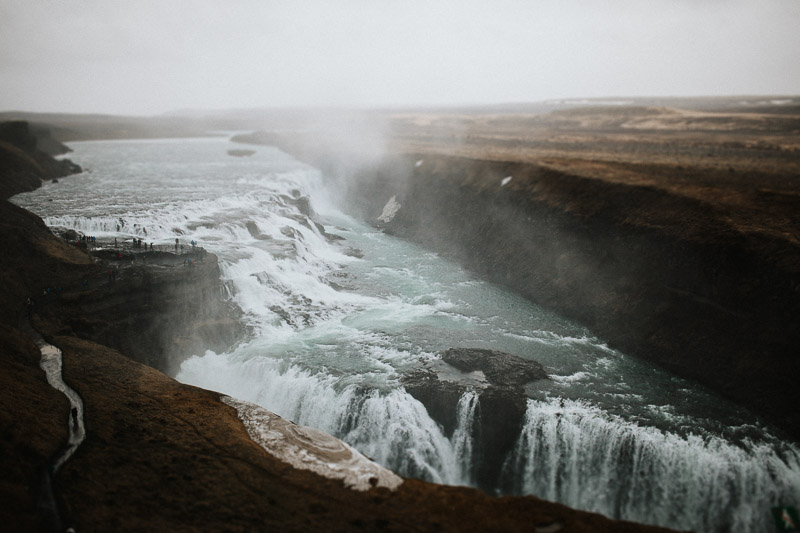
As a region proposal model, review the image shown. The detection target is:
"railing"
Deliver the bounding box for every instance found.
[64,235,207,256]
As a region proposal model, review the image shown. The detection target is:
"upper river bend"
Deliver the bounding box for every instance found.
[12,137,800,533]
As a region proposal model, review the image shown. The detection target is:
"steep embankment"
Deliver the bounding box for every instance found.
[36,247,242,375]
[350,152,800,440]
[1,123,676,531]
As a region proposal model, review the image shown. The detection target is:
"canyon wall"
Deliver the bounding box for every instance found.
[306,149,800,441]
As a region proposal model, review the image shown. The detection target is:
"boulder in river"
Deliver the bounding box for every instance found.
[403,347,548,491]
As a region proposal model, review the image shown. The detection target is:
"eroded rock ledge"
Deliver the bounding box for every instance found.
[404,348,548,491]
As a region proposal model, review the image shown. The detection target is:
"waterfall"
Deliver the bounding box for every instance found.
[179,352,472,485]
[504,398,800,533]
[452,391,479,486]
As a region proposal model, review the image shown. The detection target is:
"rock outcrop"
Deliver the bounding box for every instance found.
[404,348,548,491]
[36,247,243,375]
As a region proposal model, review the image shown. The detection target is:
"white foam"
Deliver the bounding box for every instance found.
[551,371,592,383]
[506,398,800,533]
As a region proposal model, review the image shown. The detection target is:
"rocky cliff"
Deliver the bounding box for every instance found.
[36,246,243,375]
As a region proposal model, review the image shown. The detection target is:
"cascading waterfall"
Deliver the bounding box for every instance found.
[452,391,479,486]
[12,137,800,533]
[504,398,800,532]
[179,351,472,486]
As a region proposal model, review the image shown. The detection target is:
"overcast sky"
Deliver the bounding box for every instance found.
[1,0,798,115]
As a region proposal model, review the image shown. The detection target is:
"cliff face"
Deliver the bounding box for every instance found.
[36,249,243,375]
[340,152,800,439]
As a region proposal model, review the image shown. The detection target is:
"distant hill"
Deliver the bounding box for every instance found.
[3,95,797,143]
[0,121,82,199]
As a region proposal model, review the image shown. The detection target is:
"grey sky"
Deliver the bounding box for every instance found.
[1,0,798,115]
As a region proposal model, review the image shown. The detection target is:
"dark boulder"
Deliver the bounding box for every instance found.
[441,347,547,386]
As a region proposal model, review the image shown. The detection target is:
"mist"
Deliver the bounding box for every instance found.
[1,0,798,115]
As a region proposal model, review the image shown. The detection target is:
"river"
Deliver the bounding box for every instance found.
[12,136,800,532]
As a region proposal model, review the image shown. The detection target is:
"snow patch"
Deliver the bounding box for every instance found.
[223,396,403,491]
[500,176,513,187]
[40,343,85,471]
[377,195,401,223]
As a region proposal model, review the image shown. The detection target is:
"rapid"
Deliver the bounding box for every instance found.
[12,136,800,532]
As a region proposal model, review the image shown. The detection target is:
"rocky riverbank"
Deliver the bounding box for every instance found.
[0,122,676,531]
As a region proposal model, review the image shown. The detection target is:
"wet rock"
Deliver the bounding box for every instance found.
[441,348,547,387]
[315,220,344,241]
[343,247,364,258]
[285,194,314,218]
[403,348,548,491]
[245,220,273,240]
[61,229,80,242]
